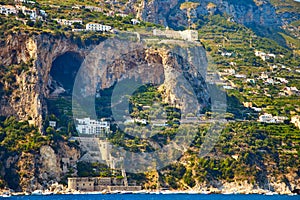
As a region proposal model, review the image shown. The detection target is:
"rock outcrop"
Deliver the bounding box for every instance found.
[0,33,91,131]
[133,0,299,30]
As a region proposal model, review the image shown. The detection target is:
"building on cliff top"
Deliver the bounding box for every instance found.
[153,29,198,42]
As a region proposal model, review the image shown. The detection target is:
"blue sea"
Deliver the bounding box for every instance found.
[1,194,299,200]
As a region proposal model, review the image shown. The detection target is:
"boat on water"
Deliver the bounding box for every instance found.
[149,191,161,194]
[187,190,199,194]
[222,192,234,195]
[120,191,133,194]
[1,192,11,198]
[200,191,211,194]
[161,190,174,194]
[31,190,43,195]
[42,190,54,195]
[265,191,279,195]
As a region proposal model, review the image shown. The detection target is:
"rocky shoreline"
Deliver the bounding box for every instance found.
[1,181,299,196]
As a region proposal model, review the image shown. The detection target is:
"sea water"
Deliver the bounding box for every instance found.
[2,194,299,200]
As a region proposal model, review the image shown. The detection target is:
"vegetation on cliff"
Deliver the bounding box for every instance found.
[0,0,299,193]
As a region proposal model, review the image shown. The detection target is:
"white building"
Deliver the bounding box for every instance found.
[284,86,300,96]
[255,50,276,61]
[235,74,246,78]
[221,52,233,57]
[84,5,103,12]
[55,19,83,26]
[116,13,129,17]
[258,113,286,123]
[265,78,274,85]
[258,114,275,123]
[275,77,288,84]
[49,121,57,128]
[0,5,17,15]
[224,68,236,75]
[135,119,147,125]
[16,5,37,20]
[259,72,268,79]
[291,116,300,129]
[251,107,262,112]
[153,29,198,42]
[76,118,110,136]
[152,120,168,127]
[86,23,112,31]
[246,79,256,84]
[131,19,140,25]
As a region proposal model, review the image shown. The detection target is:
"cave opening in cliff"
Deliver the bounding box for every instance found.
[50,51,83,95]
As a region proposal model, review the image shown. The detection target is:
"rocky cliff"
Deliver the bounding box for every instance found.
[0,33,91,131]
[133,0,300,30]
[0,31,210,191]
[0,33,88,191]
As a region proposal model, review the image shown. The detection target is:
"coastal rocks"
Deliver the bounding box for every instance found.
[17,152,38,192]
[39,146,61,182]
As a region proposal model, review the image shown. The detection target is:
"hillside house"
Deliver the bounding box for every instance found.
[246,79,256,84]
[259,72,269,79]
[49,121,57,128]
[0,5,17,15]
[86,23,112,31]
[85,5,103,12]
[264,78,274,85]
[116,13,128,17]
[153,29,198,42]
[131,19,140,25]
[224,68,236,75]
[284,87,300,96]
[221,51,233,57]
[255,50,276,61]
[16,5,37,20]
[258,113,286,123]
[55,19,83,26]
[251,107,262,112]
[275,77,288,84]
[291,116,300,129]
[235,74,246,79]
[75,118,110,136]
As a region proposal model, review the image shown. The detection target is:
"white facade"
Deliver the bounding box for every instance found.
[153,29,198,42]
[258,114,275,123]
[258,114,286,123]
[131,19,140,25]
[76,118,110,135]
[0,5,17,15]
[291,116,300,129]
[86,23,112,31]
[49,121,57,128]
[55,19,83,26]
[255,50,276,61]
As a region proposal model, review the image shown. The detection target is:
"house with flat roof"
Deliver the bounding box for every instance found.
[55,19,83,26]
[291,116,300,129]
[86,23,112,31]
[75,118,110,136]
[0,5,17,15]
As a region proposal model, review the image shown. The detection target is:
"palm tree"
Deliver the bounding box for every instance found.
[180,2,199,29]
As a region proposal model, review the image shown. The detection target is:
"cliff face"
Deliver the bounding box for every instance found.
[4,142,80,191]
[0,32,209,191]
[134,0,299,29]
[0,33,90,131]
[0,33,86,191]
[73,39,209,118]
